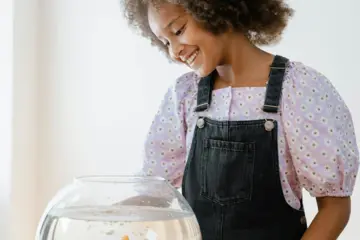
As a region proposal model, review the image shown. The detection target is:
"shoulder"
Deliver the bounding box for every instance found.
[281,60,353,135]
[168,71,200,104]
[283,61,344,106]
[285,61,332,89]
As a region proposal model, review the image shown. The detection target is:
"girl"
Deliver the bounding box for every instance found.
[120,0,359,239]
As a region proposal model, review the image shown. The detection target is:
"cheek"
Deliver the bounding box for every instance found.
[199,37,219,58]
[181,32,198,46]
[192,29,218,50]
[199,38,223,73]
[182,23,207,45]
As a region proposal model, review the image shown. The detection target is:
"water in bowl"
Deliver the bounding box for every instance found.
[39,206,201,240]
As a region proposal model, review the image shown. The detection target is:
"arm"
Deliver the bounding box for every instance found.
[118,86,186,206]
[140,82,188,187]
[282,64,359,239]
[301,197,350,240]
[123,75,194,206]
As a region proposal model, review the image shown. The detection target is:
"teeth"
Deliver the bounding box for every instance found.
[186,50,199,65]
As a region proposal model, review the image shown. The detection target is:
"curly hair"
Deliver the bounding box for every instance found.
[120,0,294,58]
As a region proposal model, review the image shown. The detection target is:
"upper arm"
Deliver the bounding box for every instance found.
[141,72,197,188]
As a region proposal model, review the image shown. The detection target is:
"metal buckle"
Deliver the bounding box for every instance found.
[195,102,210,112]
[197,102,209,108]
[263,104,281,114]
[270,66,286,69]
[263,104,279,108]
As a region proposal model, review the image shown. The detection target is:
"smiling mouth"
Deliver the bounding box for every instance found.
[185,50,199,66]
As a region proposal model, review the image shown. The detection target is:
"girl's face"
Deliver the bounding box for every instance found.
[148,3,227,77]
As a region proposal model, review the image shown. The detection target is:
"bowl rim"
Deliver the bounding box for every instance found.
[74,175,166,183]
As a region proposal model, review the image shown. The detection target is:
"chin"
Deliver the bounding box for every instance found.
[195,66,215,78]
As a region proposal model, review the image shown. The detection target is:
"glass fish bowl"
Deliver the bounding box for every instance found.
[36,176,201,240]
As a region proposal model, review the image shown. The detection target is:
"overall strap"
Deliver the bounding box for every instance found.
[262,55,289,113]
[195,55,289,113]
[195,71,216,112]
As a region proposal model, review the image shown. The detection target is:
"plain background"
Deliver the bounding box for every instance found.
[1,0,359,239]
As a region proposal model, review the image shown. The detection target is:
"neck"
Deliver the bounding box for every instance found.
[216,34,274,86]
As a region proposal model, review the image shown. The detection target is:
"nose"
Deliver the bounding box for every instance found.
[169,41,184,61]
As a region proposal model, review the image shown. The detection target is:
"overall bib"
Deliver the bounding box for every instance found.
[182,55,308,240]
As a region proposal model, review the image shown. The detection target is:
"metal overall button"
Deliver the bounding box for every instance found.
[264,120,274,131]
[197,118,205,128]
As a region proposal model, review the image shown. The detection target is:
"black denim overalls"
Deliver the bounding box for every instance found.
[181,55,308,240]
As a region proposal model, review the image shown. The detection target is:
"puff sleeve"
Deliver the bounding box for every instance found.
[140,72,196,188]
[282,64,359,197]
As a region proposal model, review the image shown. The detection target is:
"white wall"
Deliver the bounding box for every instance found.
[10,0,39,239]
[2,0,358,239]
[37,0,188,215]
[0,0,13,239]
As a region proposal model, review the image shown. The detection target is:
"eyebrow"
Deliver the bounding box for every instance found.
[164,16,181,29]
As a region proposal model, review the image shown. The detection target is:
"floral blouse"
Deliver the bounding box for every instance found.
[140,61,359,210]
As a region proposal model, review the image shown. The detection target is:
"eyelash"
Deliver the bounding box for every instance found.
[175,25,185,36]
[165,25,186,47]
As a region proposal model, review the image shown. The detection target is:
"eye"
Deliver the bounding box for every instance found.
[175,25,185,36]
